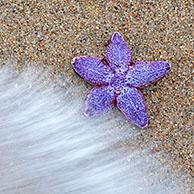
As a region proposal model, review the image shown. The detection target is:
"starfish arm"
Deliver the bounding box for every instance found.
[117,87,148,128]
[72,57,114,85]
[85,86,115,117]
[106,32,132,73]
[125,61,170,88]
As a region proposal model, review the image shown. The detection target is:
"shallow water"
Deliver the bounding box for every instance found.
[0,64,188,194]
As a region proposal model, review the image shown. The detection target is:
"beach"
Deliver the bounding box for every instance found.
[0,0,193,192]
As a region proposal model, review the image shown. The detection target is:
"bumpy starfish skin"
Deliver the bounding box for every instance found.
[72,32,170,128]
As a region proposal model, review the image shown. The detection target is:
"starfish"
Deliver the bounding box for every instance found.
[72,32,170,128]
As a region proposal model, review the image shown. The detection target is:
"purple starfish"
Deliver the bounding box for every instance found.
[72,32,170,128]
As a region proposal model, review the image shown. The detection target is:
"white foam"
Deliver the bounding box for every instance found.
[0,64,188,194]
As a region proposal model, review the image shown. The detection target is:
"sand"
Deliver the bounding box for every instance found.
[0,0,193,187]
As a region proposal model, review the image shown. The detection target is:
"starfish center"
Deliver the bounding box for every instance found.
[111,74,127,95]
